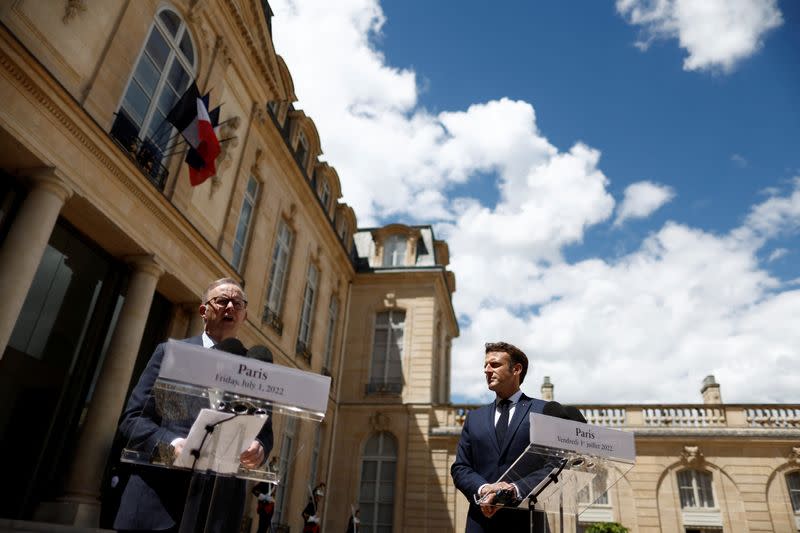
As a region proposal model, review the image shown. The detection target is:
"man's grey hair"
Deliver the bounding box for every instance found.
[202,277,246,303]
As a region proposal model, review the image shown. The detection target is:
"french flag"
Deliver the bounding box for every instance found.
[166,83,221,186]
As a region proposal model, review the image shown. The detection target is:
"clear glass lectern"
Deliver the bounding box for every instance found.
[483,412,636,533]
[118,340,330,533]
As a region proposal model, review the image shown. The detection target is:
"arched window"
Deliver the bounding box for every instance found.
[787,471,800,513]
[382,235,406,267]
[359,432,397,533]
[117,8,196,154]
[677,469,715,508]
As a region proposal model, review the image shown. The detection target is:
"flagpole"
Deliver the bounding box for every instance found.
[162,137,236,158]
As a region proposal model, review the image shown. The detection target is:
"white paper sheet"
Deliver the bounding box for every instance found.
[173,408,267,474]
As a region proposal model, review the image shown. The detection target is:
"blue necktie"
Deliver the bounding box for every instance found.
[495,399,511,445]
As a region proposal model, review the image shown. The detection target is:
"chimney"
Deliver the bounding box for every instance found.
[701,375,722,404]
[541,376,554,401]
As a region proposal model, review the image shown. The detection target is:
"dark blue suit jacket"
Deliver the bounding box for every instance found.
[451,393,550,533]
[114,336,274,531]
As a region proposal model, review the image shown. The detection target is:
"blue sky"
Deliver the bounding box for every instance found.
[271,0,800,404]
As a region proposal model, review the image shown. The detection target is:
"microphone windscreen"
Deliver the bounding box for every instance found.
[542,401,567,419]
[564,405,587,423]
[213,337,247,356]
[247,345,273,363]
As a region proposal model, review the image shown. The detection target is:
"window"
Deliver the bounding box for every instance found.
[274,416,296,526]
[359,432,397,533]
[296,131,309,170]
[577,468,609,505]
[322,296,339,372]
[319,180,331,212]
[231,176,258,270]
[263,220,293,328]
[677,469,715,509]
[382,235,406,267]
[368,311,404,393]
[296,263,318,357]
[309,425,322,489]
[787,471,800,512]
[118,9,195,155]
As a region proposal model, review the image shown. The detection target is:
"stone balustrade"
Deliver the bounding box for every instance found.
[438,404,800,433]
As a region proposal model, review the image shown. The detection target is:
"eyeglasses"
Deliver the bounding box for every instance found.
[206,296,248,310]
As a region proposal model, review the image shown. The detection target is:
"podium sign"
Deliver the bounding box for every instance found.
[160,340,331,417]
[529,412,635,463]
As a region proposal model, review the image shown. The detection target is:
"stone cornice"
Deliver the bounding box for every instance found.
[631,427,800,439]
[221,0,279,98]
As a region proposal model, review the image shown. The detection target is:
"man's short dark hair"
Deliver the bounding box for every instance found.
[202,277,245,303]
[485,341,528,384]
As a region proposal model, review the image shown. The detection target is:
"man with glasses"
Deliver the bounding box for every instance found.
[451,342,549,532]
[114,278,273,532]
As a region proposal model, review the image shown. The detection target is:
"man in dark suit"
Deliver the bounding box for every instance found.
[451,341,550,532]
[114,278,273,532]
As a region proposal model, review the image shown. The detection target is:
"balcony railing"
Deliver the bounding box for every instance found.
[438,403,800,432]
[110,110,169,190]
[261,307,283,335]
[366,381,402,395]
[295,340,312,365]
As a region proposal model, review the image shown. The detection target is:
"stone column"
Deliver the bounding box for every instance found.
[56,255,164,527]
[0,169,72,355]
[187,303,205,337]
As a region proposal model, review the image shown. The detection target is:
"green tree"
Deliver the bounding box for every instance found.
[585,523,629,533]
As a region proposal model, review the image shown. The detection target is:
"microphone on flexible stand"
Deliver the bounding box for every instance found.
[564,405,587,423]
[246,344,273,363]
[212,337,247,356]
[543,401,568,419]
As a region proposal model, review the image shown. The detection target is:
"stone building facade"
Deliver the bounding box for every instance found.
[1,2,797,533]
[433,376,800,533]
[0,1,457,532]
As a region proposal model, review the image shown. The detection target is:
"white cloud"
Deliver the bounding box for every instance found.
[617,0,783,72]
[614,181,675,227]
[768,248,788,262]
[731,153,748,168]
[271,0,800,404]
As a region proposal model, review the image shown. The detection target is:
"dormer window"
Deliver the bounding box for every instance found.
[319,180,331,212]
[382,235,406,267]
[296,131,309,170]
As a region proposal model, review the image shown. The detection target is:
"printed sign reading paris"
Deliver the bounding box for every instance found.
[159,340,330,415]
[529,412,636,463]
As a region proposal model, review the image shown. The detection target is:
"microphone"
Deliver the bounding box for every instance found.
[213,337,247,356]
[542,401,568,420]
[246,344,273,363]
[564,405,587,423]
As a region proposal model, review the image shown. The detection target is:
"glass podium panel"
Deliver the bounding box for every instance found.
[120,340,330,482]
[478,412,636,533]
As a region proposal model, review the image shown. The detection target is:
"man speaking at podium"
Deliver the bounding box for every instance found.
[114,278,273,533]
[451,341,548,532]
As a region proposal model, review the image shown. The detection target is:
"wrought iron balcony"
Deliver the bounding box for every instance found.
[295,340,312,364]
[109,110,169,190]
[261,307,283,335]
[365,380,403,395]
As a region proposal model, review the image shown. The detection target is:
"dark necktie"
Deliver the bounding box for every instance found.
[495,399,511,445]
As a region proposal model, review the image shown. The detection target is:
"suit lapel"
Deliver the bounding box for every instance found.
[500,393,531,455]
